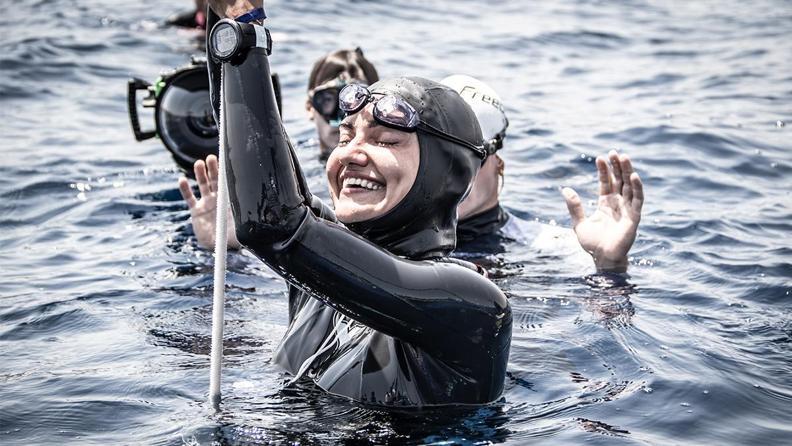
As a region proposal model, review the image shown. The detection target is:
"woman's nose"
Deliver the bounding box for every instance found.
[336,139,369,167]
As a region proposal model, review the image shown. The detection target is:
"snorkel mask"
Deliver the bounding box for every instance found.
[310,78,347,127]
[126,56,282,176]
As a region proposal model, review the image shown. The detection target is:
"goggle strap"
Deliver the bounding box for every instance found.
[421,122,487,159]
[373,116,417,133]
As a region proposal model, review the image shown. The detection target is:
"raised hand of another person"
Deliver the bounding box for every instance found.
[177,155,241,251]
[562,150,644,273]
[206,0,263,19]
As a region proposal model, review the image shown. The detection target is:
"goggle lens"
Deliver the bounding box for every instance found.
[373,95,419,129]
[339,83,370,114]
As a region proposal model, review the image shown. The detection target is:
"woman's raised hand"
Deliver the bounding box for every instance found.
[206,0,263,19]
[562,150,644,273]
[178,155,241,250]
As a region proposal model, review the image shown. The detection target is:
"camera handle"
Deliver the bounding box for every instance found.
[127,77,157,141]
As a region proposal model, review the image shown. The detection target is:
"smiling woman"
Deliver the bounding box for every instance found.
[328,111,419,223]
[205,5,511,408]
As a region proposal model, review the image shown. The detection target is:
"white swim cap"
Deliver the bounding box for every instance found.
[441,74,508,150]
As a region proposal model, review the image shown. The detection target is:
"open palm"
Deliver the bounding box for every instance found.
[562,151,644,272]
[177,155,241,250]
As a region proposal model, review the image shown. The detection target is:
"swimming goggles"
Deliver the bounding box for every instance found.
[338,84,487,159]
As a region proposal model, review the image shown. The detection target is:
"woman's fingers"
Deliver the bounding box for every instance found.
[178,177,197,209]
[596,156,613,196]
[206,155,219,193]
[207,0,263,18]
[619,155,635,203]
[562,187,586,228]
[630,172,644,216]
[195,159,211,198]
[609,150,623,195]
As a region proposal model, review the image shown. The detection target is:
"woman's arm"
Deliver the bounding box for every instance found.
[192,7,330,252]
[177,154,335,251]
[253,214,511,360]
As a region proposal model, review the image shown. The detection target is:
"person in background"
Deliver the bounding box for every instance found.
[441,75,512,245]
[443,75,642,273]
[306,48,379,160]
[167,0,208,29]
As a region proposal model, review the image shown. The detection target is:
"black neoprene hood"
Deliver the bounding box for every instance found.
[346,77,484,260]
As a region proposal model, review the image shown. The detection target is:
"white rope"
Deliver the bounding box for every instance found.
[209,68,228,411]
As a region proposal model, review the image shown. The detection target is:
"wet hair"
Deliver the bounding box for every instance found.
[307,47,379,91]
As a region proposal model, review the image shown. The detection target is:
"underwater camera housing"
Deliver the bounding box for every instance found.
[126,56,281,177]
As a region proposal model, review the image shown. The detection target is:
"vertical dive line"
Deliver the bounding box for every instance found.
[209,66,228,412]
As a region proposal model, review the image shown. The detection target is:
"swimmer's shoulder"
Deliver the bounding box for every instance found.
[499,209,543,243]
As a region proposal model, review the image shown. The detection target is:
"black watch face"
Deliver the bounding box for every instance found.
[212,24,237,58]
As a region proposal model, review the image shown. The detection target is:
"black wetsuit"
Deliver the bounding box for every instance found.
[457,204,510,244]
[207,15,511,407]
[455,204,516,258]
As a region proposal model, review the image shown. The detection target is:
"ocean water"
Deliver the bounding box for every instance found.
[1,0,791,444]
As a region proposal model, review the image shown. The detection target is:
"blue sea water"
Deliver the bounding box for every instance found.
[1,0,791,444]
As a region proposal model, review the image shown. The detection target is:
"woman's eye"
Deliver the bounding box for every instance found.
[377,140,398,147]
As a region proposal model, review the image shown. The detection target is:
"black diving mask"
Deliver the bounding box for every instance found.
[339,83,487,159]
[126,56,281,176]
[310,77,362,127]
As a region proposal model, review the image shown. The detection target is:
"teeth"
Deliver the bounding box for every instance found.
[343,177,383,191]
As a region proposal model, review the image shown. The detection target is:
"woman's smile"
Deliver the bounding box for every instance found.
[340,173,385,193]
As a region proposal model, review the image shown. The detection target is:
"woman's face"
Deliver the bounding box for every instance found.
[326,104,420,223]
[458,154,502,220]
